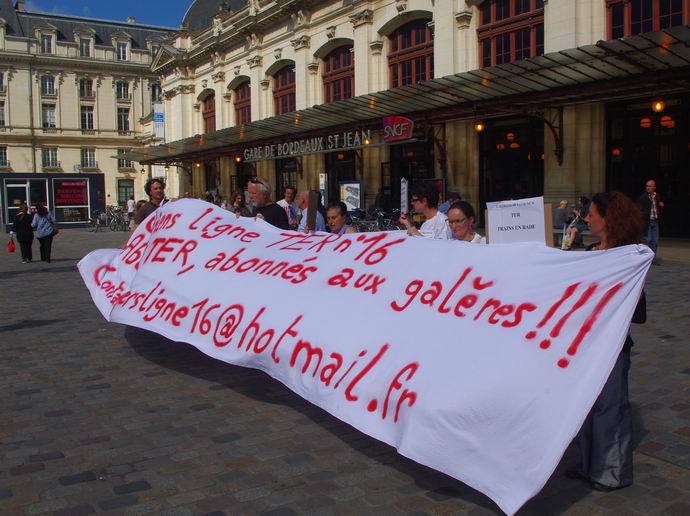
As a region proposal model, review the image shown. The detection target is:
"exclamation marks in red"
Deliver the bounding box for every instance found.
[557,282,623,369]
[525,282,580,349]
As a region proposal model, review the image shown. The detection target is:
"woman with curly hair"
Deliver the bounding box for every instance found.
[569,191,646,491]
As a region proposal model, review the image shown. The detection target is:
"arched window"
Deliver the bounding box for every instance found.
[478,0,544,68]
[388,19,434,88]
[202,93,216,133]
[323,45,354,103]
[234,81,251,125]
[606,0,688,39]
[273,66,296,115]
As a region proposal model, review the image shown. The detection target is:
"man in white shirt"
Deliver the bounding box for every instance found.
[400,181,451,239]
[276,185,299,229]
[126,196,135,221]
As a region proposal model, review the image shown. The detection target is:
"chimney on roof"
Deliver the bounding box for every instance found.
[126,16,136,24]
[15,0,25,11]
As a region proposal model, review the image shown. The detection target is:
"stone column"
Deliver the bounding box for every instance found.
[291,35,311,110]
[247,54,263,121]
[212,71,226,128]
[544,0,605,52]
[350,9,374,95]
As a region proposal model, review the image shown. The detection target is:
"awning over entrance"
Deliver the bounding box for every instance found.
[129,26,690,165]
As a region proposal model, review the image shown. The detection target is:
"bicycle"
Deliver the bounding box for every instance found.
[109,209,129,231]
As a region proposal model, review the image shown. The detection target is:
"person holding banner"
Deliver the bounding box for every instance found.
[400,182,451,240]
[570,191,646,492]
[247,177,289,230]
[326,201,356,235]
[447,201,486,244]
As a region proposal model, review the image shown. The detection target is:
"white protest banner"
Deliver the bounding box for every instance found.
[487,196,546,244]
[78,199,652,515]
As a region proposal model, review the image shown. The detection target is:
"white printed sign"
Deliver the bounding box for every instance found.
[79,200,651,515]
[487,196,546,244]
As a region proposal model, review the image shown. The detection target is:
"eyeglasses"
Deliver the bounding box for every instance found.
[448,217,468,225]
[249,177,269,187]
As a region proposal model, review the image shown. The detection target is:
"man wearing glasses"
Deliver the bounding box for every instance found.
[247,177,290,230]
[400,181,451,240]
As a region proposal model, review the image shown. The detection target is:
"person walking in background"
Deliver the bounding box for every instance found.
[32,204,57,263]
[638,179,664,262]
[277,186,299,229]
[126,195,135,225]
[12,203,34,263]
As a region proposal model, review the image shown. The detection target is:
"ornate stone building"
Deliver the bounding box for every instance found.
[143,0,688,236]
[0,0,175,225]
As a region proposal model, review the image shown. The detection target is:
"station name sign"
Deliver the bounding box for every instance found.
[243,129,371,162]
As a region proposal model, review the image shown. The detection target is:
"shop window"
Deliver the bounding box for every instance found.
[80,105,94,130]
[606,1,686,39]
[273,66,296,115]
[234,81,251,125]
[117,107,130,133]
[323,45,354,103]
[389,19,434,88]
[478,0,544,67]
[202,93,216,133]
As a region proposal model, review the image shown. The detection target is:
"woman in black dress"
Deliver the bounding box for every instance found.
[11,203,34,263]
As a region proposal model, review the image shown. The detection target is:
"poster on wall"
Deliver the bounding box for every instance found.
[340,181,362,211]
[53,179,90,222]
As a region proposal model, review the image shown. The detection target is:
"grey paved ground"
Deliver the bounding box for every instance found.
[1,229,689,516]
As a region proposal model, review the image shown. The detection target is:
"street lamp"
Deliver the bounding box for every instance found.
[652,99,665,113]
[140,167,146,175]
[473,120,486,133]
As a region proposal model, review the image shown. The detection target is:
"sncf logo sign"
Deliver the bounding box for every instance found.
[383,116,414,143]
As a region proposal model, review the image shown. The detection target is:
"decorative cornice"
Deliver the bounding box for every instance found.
[290,35,310,51]
[233,65,241,76]
[290,10,310,29]
[455,9,473,29]
[211,71,225,83]
[259,78,270,90]
[307,61,319,75]
[193,102,201,111]
[274,48,282,60]
[247,55,263,69]
[201,79,208,88]
[179,84,195,94]
[246,32,262,50]
[369,40,384,55]
[326,26,336,40]
[349,9,373,28]
[395,0,407,14]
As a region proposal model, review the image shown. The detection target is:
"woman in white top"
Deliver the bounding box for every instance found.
[447,201,486,244]
[399,181,451,239]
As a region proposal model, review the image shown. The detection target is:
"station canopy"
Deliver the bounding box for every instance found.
[128,25,690,165]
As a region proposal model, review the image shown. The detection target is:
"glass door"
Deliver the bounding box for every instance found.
[4,181,29,225]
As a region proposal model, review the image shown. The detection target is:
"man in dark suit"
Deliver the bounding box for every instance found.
[638,179,664,260]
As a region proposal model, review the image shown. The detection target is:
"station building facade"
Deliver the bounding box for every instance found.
[0,0,175,226]
[150,0,689,237]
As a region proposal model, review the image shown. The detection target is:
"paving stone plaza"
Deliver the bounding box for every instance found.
[1,229,689,515]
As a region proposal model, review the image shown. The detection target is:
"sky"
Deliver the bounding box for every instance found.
[23,0,193,28]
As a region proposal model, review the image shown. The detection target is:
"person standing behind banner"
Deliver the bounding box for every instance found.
[326,201,356,234]
[400,181,451,239]
[247,177,289,230]
[277,185,299,229]
[126,196,136,223]
[297,190,327,232]
[132,178,167,231]
[569,191,646,492]
[31,204,57,263]
[12,203,34,263]
[447,201,486,244]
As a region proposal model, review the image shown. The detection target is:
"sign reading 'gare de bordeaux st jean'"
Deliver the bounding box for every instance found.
[242,116,415,162]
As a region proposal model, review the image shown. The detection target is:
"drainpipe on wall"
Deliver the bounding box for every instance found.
[28,57,37,173]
